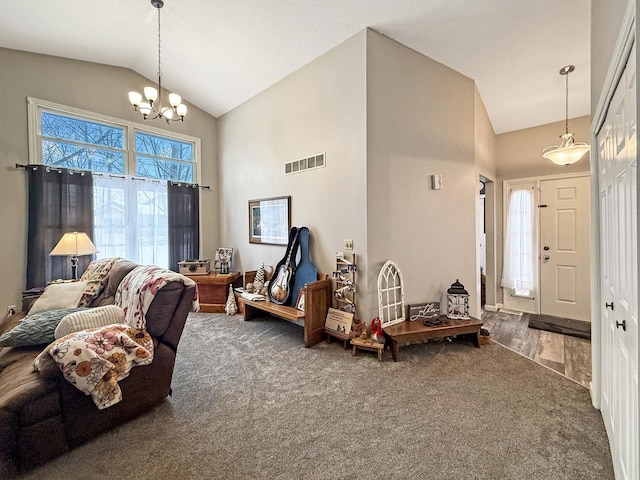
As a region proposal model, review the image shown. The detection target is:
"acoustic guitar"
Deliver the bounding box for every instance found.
[268,227,300,304]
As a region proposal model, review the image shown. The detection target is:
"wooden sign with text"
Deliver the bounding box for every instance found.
[408,302,440,322]
[325,307,354,335]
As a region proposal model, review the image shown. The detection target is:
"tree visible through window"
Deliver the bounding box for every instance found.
[41,112,125,173]
[135,132,193,182]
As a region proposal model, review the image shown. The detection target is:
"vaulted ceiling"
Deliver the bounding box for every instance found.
[0,0,590,134]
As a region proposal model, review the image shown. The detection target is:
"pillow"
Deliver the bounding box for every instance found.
[54,305,125,339]
[78,257,124,307]
[0,308,86,347]
[28,281,89,316]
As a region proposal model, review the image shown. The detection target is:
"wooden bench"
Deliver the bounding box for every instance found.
[238,270,332,347]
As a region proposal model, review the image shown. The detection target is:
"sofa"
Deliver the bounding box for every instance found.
[0,259,197,476]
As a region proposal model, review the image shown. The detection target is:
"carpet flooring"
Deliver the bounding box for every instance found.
[20,313,613,480]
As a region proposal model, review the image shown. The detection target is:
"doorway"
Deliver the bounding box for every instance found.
[477,175,496,313]
[538,176,591,321]
[502,174,591,319]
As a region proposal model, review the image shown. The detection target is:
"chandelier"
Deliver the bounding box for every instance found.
[128,0,187,123]
[542,65,589,165]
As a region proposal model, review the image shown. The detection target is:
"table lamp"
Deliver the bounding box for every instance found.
[49,232,99,280]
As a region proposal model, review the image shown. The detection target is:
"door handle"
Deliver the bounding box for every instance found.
[616,320,627,331]
[543,255,550,261]
[605,302,614,310]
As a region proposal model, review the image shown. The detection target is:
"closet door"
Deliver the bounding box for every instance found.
[597,42,638,480]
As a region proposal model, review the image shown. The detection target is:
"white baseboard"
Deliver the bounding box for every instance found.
[483,303,503,312]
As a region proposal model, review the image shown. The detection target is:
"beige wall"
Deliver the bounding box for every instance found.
[219,29,495,320]
[494,115,591,304]
[474,86,498,309]
[0,48,218,313]
[366,29,480,319]
[474,87,498,180]
[591,0,629,111]
[217,31,368,308]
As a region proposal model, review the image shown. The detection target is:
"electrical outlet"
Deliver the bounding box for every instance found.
[344,239,353,250]
[7,305,16,317]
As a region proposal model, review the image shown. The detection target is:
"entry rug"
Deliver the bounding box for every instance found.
[528,314,591,340]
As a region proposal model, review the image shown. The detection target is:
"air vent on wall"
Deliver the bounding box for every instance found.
[284,152,325,175]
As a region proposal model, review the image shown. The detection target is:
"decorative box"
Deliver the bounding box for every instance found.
[178,259,211,275]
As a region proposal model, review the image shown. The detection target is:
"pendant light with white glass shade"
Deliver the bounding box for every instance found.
[542,65,589,165]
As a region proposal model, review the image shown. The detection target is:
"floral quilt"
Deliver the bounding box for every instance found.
[34,324,153,410]
[115,265,199,329]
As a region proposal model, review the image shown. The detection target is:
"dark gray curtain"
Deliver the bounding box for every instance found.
[27,167,94,288]
[168,182,200,272]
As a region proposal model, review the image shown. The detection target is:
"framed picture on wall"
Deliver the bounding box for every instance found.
[248,196,291,245]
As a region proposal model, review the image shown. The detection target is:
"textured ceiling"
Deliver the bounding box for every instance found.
[0,0,590,134]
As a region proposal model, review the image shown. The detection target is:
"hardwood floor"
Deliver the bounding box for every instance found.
[481,310,591,388]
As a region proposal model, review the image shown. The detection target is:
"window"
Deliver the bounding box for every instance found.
[501,186,535,298]
[29,97,199,182]
[135,132,194,182]
[28,98,201,268]
[41,111,126,173]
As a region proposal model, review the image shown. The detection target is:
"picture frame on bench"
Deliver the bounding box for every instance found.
[295,289,305,311]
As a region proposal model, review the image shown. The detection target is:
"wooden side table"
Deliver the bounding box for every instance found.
[22,287,45,312]
[186,272,242,313]
[383,315,483,361]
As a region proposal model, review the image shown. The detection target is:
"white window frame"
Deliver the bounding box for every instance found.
[27,97,201,183]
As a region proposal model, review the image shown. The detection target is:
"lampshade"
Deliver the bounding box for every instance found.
[50,232,99,257]
[542,132,591,165]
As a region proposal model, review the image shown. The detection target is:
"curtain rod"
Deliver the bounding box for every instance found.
[15,163,210,190]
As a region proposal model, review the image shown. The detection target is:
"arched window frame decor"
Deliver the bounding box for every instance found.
[377,260,406,328]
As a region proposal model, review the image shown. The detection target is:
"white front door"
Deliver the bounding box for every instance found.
[597,41,638,480]
[539,176,591,321]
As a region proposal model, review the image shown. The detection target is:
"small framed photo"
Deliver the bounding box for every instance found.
[248,196,291,245]
[296,290,306,311]
[214,247,233,273]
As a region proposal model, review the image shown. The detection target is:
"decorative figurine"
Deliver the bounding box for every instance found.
[225,285,237,315]
[370,317,385,344]
[255,264,266,285]
[350,318,365,338]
